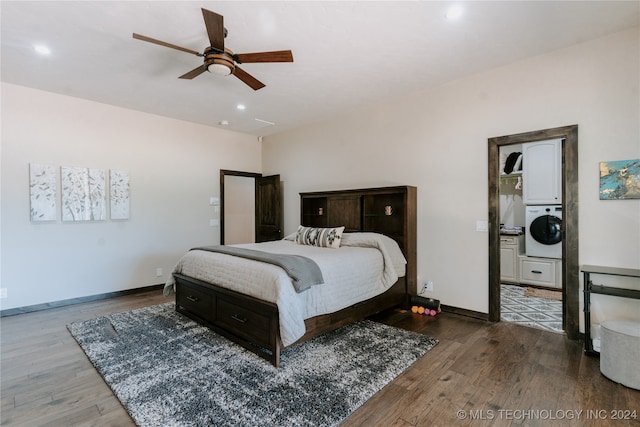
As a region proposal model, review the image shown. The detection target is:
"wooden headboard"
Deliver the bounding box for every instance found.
[299,186,417,293]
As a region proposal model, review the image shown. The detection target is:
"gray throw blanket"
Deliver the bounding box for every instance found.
[192,245,324,293]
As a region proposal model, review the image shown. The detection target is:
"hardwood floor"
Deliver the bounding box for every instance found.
[2,290,638,426]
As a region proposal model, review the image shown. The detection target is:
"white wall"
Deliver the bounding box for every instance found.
[1,83,261,310]
[263,27,640,315]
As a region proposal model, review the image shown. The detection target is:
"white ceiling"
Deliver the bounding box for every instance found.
[2,1,639,136]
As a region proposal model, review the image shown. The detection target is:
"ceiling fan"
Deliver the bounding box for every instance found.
[132,8,294,90]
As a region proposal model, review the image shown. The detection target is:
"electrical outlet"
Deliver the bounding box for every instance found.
[0,288,7,299]
[155,268,163,277]
[420,281,434,294]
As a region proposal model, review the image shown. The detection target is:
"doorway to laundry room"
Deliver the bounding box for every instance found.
[499,141,563,332]
[487,125,580,340]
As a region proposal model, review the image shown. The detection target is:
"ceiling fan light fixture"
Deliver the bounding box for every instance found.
[208,62,232,76]
[204,47,235,76]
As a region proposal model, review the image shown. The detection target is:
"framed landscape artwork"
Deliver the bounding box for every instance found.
[599,159,640,200]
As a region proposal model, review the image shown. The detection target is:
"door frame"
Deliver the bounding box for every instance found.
[488,124,579,340]
[220,169,261,245]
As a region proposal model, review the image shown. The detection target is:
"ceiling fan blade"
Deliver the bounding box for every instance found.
[201,8,225,52]
[233,66,266,90]
[132,33,200,56]
[179,65,207,79]
[235,50,294,63]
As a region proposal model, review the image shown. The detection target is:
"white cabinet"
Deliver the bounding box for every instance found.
[500,235,524,283]
[522,139,562,204]
[519,257,562,288]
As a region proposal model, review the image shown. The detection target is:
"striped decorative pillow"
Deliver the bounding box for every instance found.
[295,226,345,249]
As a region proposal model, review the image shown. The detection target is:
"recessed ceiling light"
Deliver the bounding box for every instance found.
[34,45,51,55]
[444,5,464,21]
[219,120,229,126]
[236,104,246,110]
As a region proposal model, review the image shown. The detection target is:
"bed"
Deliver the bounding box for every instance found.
[165,185,417,366]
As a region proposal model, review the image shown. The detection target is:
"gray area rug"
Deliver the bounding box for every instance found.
[68,302,438,427]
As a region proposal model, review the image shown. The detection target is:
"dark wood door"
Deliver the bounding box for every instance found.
[255,174,282,242]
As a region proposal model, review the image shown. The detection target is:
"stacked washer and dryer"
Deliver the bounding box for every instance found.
[525,205,562,259]
[522,138,564,261]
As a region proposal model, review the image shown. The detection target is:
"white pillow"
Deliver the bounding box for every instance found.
[294,225,345,249]
[341,232,407,276]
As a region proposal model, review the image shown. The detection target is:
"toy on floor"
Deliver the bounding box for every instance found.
[410,296,441,317]
[411,305,441,316]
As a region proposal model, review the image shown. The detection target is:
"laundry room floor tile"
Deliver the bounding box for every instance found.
[500,284,563,333]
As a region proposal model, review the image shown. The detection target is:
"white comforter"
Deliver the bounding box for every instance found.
[164,232,406,346]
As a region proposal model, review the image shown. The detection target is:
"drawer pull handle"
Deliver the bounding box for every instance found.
[231,314,247,324]
[531,270,543,274]
[187,295,199,302]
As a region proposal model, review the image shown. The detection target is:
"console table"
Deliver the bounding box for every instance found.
[582,265,640,355]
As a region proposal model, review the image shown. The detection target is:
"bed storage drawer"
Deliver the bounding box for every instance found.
[173,273,281,366]
[176,281,214,322]
[215,297,273,347]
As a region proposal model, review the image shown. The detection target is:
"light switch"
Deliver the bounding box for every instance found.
[210,219,220,227]
[476,220,488,232]
[210,197,220,206]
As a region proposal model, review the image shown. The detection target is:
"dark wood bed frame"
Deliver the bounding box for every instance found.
[174,185,417,367]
